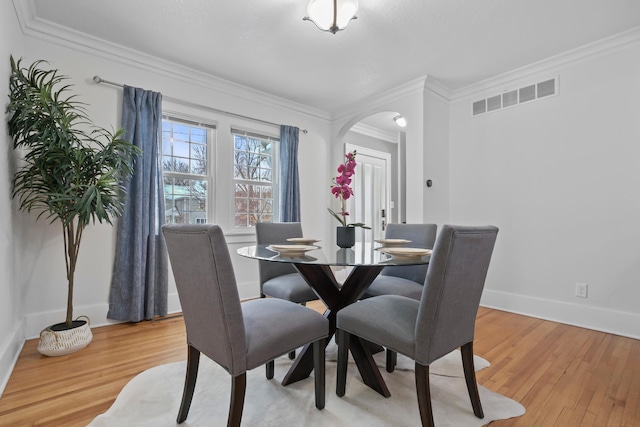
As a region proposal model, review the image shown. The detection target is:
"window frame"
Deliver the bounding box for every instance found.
[231,127,280,229]
[159,108,283,233]
[161,113,216,226]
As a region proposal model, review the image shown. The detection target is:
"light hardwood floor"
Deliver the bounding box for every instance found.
[1,304,639,426]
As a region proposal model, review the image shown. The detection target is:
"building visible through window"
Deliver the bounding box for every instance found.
[162,118,213,225]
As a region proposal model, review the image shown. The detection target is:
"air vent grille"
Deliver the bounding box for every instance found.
[472,77,557,116]
[502,90,517,108]
[537,79,555,98]
[519,85,536,103]
[472,100,486,115]
[487,95,501,112]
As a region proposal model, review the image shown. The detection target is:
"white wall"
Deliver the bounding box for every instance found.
[449,38,640,338]
[423,81,451,226]
[0,0,25,396]
[14,29,333,338]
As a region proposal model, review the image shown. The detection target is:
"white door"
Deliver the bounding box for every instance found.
[345,144,391,244]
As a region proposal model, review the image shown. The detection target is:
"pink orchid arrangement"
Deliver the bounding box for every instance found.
[328,150,370,229]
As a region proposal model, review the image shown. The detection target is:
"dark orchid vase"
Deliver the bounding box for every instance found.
[336,226,355,248]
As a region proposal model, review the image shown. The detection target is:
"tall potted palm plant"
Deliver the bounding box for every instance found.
[6,56,140,356]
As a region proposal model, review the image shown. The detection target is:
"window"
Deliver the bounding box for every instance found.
[161,116,279,230]
[232,128,278,227]
[162,117,214,224]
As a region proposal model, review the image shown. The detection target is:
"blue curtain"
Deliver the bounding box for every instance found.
[279,125,300,222]
[108,85,168,322]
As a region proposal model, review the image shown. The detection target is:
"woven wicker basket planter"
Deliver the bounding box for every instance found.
[37,316,93,357]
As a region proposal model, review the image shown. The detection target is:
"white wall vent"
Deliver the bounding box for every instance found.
[472,77,557,116]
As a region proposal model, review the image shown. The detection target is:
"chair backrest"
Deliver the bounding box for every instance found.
[414,225,498,365]
[255,222,303,284]
[162,224,248,375]
[381,223,437,283]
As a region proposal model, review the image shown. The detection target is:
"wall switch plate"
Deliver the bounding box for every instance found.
[575,283,588,298]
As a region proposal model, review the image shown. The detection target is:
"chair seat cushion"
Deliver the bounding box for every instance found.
[262,273,318,303]
[337,295,419,359]
[243,298,328,370]
[361,276,423,300]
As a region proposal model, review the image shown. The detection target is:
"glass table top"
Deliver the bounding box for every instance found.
[237,242,431,267]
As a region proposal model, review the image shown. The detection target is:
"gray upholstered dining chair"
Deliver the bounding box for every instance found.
[162,224,328,426]
[362,223,437,300]
[255,222,319,303]
[256,222,319,360]
[336,225,499,427]
[362,223,437,371]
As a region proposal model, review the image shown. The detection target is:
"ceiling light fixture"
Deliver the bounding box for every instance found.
[304,0,358,34]
[394,115,407,128]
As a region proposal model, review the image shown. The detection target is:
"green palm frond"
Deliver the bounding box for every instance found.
[6,55,141,326]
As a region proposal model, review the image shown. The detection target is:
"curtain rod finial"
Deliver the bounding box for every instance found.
[93,76,102,83]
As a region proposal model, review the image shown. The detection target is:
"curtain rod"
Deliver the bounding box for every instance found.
[92,76,307,134]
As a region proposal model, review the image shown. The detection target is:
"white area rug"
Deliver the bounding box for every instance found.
[89,344,524,426]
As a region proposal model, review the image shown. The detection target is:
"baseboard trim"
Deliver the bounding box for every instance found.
[481,289,640,340]
[237,281,260,301]
[23,292,185,339]
[0,320,25,397]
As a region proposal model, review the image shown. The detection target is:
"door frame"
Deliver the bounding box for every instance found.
[345,143,392,242]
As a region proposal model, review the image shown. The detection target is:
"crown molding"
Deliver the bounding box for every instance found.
[424,75,452,101]
[349,123,399,144]
[11,0,30,31]
[451,25,640,101]
[11,0,331,123]
[334,75,428,122]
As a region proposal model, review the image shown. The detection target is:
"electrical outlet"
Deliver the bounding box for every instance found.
[575,283,588,298]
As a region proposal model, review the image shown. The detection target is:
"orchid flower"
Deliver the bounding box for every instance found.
[328,151,370,229]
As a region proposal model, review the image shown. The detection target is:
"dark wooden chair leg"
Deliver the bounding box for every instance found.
[313,338,326,409]
[415,363,434,427]
[336,329,350,397]
[228,373,246,427]
[177,345,200,424]
[266,360,274,379]
[386,349,397,372]
[461,341,484,418]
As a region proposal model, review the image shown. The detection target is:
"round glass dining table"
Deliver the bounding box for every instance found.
[237,242,430,267]
[238,242,430,397]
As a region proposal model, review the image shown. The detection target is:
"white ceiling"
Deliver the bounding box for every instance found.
[28,0,640,120]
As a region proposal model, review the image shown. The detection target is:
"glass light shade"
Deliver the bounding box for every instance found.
[394,115,407,128]
[305,0,358,34]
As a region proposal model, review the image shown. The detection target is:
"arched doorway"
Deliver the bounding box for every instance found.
[336,111,407,242]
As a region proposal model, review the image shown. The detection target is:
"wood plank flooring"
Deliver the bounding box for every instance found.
[0,305,638,426]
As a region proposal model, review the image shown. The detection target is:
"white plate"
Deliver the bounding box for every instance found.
[286,238,321,245]
[380,247,432,259]
[374,238,411,247]
[267,244,318,256]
